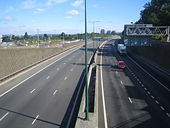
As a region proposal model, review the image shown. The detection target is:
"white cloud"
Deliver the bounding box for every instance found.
[0,16,15,21]
[67,10,80,15]
[5,6,15,13]
[71,0,83,7]
[64,16,72,19]
[92,4,97,8]
[33,8,45,14]
[22,0,36,9]
[45,0,68,8]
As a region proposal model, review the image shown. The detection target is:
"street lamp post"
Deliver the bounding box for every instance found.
[84,0,89,121]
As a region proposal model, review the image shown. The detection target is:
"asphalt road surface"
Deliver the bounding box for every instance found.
[98,40,170,128]
[0,41,99,128]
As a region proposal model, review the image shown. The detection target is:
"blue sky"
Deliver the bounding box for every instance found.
[0,0,151,35]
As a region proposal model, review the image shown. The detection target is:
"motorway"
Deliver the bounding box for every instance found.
[0,41,98,128]
[98,39,170,128]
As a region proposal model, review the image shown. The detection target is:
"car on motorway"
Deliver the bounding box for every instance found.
[117,61,126,69]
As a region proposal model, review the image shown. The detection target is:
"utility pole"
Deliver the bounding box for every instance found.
[89,21,100,54]
[62,32,65,47]
[84,0,89,121]
[37,29,39,47]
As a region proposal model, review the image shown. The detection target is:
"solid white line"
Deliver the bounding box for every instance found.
[155,100,159,104]
[30,89,36,93]
[32,115,39,125]
[128,97,132,103]
[100,46,108,128]
[0,47,80,98]
[160,106,165,111]
[46,76,50,79]
[127,55,170,92]
[64,77,67,80]
[0,112,9,121]
[151,95,155,99]
[166,113,170,118]
[53,90,58,95]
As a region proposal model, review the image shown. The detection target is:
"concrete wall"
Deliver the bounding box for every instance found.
[0,42,83,79]
[128,42,170,71]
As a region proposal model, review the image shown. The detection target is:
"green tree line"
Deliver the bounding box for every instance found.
[137,0,170,26]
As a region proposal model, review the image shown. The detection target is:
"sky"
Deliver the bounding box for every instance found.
[0,0,151,35]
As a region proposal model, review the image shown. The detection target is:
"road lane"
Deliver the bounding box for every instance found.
[0,41,98,128]
[98,40,168,128]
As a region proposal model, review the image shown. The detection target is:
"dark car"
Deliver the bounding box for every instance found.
[117,61,126,69]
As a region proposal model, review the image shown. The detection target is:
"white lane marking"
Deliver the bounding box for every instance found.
[155,100,159,104]
[64,77,67,80]
[166,113,170,118]
[0,112,9,121]
[70,68,74,71]
[0,47,80,98]
[141,84,144,87]
[160,106,165,111]
[30,89,36,93]
[151,95,155,99]
[32,115,39,125]
[120,81,123,85]
[147,91,151,95]
[128,97,132,103]
[137,79,140,81]
[53,90,58,95]
[57,68,59,71]
[46,76,50,79]
[144,88,147,91]
[100,46,108,128]
[139,81,142,84]
[127,55,170,92]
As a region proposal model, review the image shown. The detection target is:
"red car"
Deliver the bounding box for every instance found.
[117,61,126,69]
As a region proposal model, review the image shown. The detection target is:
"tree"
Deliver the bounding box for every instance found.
[24,32,29,40]
[43,34,48,40]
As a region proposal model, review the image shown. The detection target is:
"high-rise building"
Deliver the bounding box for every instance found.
[100,29,105,34]
[0,35,2,43]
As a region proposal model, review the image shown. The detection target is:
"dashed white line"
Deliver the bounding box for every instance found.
[128,97,132,103]
[64,77,67,80]
[166,113,170,118]
[147,91,151,95]
[0,112,9,121]
[155,100,159,104]
[144,88,147,91]
[160,106,165,111]
[141,84,144,87]
[53,90,58,95]
[30,89,36,93]
[151,95,155,99]
[32,115,39,125]
[46,76,50,79]
[139,81,142,84]
[120,81,123,85]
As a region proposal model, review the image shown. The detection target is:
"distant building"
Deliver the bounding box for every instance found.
[106,30,111,34]
[0,35,2,43]
[100,29,105,34]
